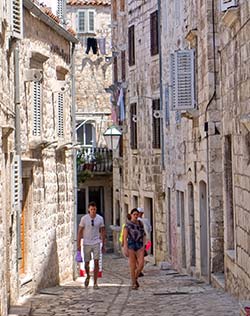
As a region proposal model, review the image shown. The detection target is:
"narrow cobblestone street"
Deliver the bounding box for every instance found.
[26,255,239,316]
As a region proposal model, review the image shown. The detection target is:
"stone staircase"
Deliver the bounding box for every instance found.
[8,305,31,316]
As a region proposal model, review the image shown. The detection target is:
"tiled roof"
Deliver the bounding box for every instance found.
[67,0,111,6]
[24,0,78,43]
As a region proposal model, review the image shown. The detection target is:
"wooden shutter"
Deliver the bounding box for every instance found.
[112,0,117,21]
[33,81,41,136]
[121,50,126,81]
[11,0,23,38]
[221,0,237,11]
[128,25,135,66]
[78,11,86,32]
[113,56,118,82]
[130,103,137,149]
[88,10,95,32]
[152,99,161,149]
[170,50,196,110]
[120,0,125,12]
[150,10,159,56]
[58,93,64,138]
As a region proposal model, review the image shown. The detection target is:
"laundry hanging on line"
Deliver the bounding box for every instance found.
[98,38,106,55]
[86,37,98,54]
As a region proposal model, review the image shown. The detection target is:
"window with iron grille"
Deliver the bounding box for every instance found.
[78,9,95,33]
[152,99,161,149]
[11,0,23,38]
[121,50,126,81]
[113,56,118,82]
[130,103,137,149]
[170,49,196,110]
[58,93,64,138]
[33,81,41,136]
[128,25,135,66]
[150,10,159,56]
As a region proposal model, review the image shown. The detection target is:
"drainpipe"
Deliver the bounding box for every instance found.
[14,47,22,267]
[157,0,165,170]
[71,43,78,279]
[204,0,217,283]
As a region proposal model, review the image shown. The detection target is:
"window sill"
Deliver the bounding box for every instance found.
[150,54,159,62]
[153,148,161,154]
[77,32,96,36]
[129,64,136,71]
[222,7,239,28]
[20,274,33,287]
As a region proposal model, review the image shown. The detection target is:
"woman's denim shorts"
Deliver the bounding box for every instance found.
[128,240,143,251]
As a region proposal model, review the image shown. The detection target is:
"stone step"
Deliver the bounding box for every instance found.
[211,272,225,290]
[8,305,31,316]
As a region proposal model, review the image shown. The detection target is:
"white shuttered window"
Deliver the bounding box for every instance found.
[33,81,41,136]
[221,0,237,11]
[170,49,196,111]
[12,155,21,209]
[78,9,95,33]
[11,0,23,38]
[58,93,64,138]
[57,0,65,19]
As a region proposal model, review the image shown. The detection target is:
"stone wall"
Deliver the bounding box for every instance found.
[14,8,76,293]
[219,0,250,299]
[0,1,19,315]
[67,4,112,147]
[112,0,166,263]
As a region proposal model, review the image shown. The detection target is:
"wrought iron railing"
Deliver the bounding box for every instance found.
[77,147,113,173]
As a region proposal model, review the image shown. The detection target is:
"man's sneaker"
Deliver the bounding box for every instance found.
[84,276,90,288]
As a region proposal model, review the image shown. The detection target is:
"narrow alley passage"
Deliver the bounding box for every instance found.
[24,255,239,316]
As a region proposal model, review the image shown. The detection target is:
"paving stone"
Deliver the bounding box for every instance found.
[23,254,241,315]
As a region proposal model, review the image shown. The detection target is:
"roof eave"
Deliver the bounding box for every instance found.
[23,0,78,44]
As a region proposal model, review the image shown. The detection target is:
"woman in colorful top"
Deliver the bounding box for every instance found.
[123,208,145,289]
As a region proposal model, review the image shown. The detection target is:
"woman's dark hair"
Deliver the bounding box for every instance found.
[127,213,131,220]
[130,208,139,215]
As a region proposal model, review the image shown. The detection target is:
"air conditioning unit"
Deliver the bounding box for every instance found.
[153,110,163,119]
[52,81,69,93]
[24,69,43,82]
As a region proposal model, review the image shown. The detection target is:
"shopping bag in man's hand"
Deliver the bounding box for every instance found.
[75,250,83,262]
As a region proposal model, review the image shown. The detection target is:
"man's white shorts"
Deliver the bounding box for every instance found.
[84,243,100,262]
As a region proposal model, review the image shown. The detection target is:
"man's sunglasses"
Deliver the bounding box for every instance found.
[91,219,94,226]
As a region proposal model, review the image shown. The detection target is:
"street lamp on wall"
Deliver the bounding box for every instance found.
[103,125,122,151]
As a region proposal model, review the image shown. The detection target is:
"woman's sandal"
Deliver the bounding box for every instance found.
[84,276,90,288]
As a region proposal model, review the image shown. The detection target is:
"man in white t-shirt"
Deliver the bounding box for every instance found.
[77,201,105,289]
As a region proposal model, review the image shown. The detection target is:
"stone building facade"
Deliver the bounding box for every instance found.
[111,0,166,262]
[0,1,77,315]
[66,0,114,228]
[0,2,17,315]
[111,0,250,300]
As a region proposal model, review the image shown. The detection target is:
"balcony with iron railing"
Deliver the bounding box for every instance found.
[77,147,113,179]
